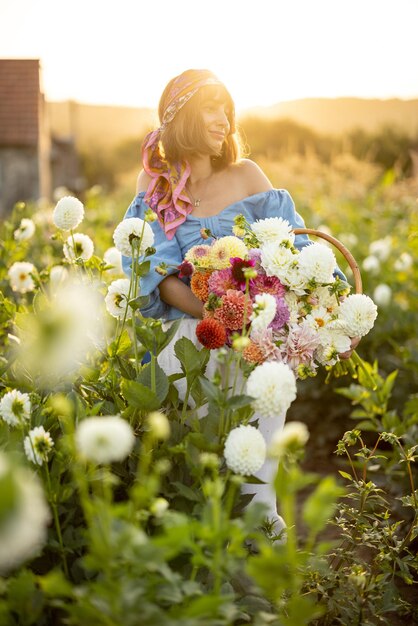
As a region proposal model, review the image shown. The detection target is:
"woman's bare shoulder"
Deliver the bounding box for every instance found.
[136,169,152,193]
[232,158,273,195]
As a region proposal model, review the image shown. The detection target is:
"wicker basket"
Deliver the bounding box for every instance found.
[293,228,363,294]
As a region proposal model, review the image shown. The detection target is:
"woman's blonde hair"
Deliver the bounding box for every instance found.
[158,80,243,170]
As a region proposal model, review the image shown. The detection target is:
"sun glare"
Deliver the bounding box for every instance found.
[0,0,417,109]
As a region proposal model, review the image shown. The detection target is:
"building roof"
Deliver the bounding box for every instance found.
[0,59,41,147]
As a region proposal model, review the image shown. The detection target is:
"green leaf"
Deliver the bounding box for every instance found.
[174,337,208,375]
[133,259,151,277]
[107,329,132,357]
[199,377,223,405]
[382,369,398,397]
[116,355,137,380]
[172,481,202,502]
[137,361,169,404]
[120,378,160,411]
[129,295,150,311]
[156,318,183,353]
[134,324,156,351]
[38,569,73,597]
[303,476,346,536]
[338,470,353,481]
[226,394,254,411]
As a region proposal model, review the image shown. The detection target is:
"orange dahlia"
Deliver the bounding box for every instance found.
[196,318,227,349]
[214,289,253,331]
[191,270,212,302]
[242,341,265,364]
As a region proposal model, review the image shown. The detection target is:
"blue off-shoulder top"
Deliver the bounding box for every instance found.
[122,189,324,320]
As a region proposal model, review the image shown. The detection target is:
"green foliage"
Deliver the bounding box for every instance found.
[0,177,417,625]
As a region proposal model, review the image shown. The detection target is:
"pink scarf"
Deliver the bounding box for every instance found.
[142,70,224,240]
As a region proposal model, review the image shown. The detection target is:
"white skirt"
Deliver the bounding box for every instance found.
[158,318,286,530]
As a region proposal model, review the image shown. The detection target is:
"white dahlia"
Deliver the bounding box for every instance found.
[362,255,380,274]
[246,361,297,418]
[53,196,84,230]
[8,261,36,293]
[394,252,413,272]
[297,243,336,284]
[268,421,309,458]
[251,217,295,246]
[113,218,154,257]
[284,292,300,324]
[63,233,94,261]
[283,265,308,294]
[103,246,123,275]
[14,218,36,241]
[224,425,266,475]
[0,453,50,574]
[250,293,277,333]
[0,390,31,427]
[260,243,295,281]
[369,236,392,261]
[338,294,378,337]
[49,264,69,287]
[315,330,352,366]
[372,284,392,307]
[105,278,131,318]
[310,285,339,312]
[75,416,135,464]
[24,426,54,466]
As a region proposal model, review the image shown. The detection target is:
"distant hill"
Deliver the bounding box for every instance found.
[47,101,156,150]
[47,98,418,150]
[242,98,418,137]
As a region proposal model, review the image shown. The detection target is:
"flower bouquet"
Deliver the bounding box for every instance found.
[179,215,378,380]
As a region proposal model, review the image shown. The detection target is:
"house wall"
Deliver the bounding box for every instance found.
[0,148,39,217]
[38,91,51,202]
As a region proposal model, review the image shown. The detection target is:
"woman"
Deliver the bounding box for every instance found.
[122,68,359,533]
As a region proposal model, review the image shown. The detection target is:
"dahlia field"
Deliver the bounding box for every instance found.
[0,158,417,625]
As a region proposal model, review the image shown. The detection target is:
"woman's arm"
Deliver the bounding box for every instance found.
[158,275,204,319]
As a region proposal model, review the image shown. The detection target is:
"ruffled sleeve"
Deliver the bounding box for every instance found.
[121,193,184,319]
[264,189,346,281]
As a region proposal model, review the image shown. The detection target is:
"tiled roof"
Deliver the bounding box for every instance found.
[0,59,41,146]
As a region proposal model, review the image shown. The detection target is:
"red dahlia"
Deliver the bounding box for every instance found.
[196,318,227,349]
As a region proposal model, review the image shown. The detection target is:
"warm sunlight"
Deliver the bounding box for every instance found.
[1,0,417,111]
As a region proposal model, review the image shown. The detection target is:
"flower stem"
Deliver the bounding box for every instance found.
[44,463,69,578]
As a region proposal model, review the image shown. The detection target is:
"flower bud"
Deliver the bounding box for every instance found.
[232,225,245,238]
[242,267,257,280]
[144,208,158,223]
[200,228,212,240]
[155,264,168,276]
[150,497,169,517]
[199,452,220,470]
[148,411,170,440]
[232,335,251,352]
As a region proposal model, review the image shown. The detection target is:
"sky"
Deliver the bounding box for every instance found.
[0,0,417,113]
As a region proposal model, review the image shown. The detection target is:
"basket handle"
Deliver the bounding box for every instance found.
[293,228,363,294]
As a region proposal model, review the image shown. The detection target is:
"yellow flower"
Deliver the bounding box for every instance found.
[210,236,248,269]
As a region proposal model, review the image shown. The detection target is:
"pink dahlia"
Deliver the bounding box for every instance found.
[208,268,237,296]
[250,328,283,362]
[280,322,321,371]
[214,289,253,331]
[249,274,286,298]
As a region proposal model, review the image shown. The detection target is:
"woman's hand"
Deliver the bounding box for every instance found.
[339,336,361,360]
